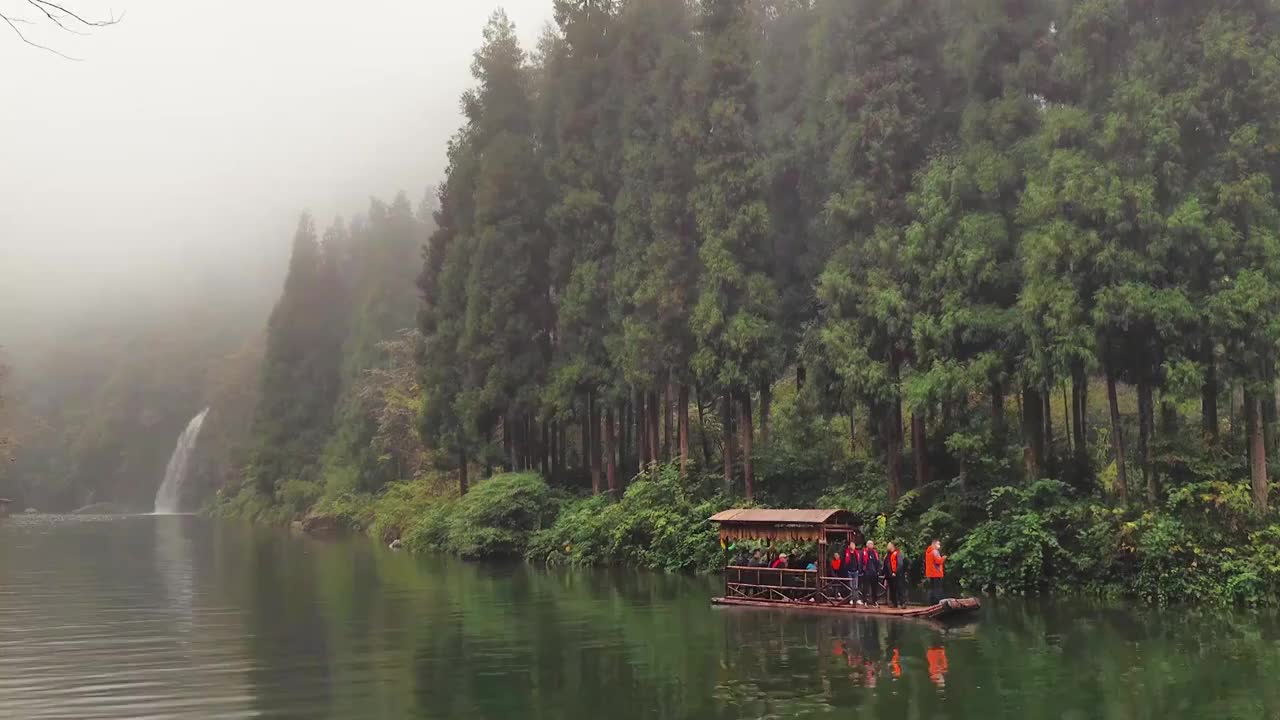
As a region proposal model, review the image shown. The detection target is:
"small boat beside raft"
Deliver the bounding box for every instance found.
[709,508,981,621]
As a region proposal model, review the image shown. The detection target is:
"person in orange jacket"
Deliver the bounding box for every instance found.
[925,539,946,605]
[884,542,904,608]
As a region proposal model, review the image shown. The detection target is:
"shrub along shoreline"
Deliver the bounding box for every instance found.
[214,462,1280,607]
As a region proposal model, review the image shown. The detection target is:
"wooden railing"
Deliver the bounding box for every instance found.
[725,566,823,603]
[724,565,870,606]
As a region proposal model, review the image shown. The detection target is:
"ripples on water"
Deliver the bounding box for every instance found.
[3,514,1280,719]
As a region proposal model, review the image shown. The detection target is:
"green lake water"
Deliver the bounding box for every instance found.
[2,514,1279,719]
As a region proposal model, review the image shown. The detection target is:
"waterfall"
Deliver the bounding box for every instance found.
[154,408,210,514]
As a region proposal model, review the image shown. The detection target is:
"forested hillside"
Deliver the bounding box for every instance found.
[0,298,267,512]
[216,194,432,519]
[217,0,1280,604]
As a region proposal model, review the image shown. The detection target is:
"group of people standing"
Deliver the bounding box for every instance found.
[829,538,948,608]
[730,537,949,608]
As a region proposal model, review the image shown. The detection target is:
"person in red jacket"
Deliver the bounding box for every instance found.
[925,539,946,605]
[770,553,789,569]
[884,542,904,608]
[843,539,861,603]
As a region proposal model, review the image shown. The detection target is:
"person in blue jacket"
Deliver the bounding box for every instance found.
[860,541,881,606]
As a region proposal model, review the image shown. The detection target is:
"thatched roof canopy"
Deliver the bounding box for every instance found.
[709,509,860,543]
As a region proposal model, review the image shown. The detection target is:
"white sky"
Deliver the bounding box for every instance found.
[0,0,552,325]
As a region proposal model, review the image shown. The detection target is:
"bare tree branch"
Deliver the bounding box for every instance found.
[25,2,89,35]
[0,1,122,59]
[0,11,81,60]
[27,1,122,28]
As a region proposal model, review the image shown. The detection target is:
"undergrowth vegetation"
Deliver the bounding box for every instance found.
[214,440,1280,608]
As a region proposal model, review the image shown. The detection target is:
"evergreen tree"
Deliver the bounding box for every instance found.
[454,12,551,477]
[812,0,949,502]
[419,130,480,493]
[543,0,623,494]
[905,0,1056,485]
[611,0,699,477]
[248,214,347,499]
[688,0,780,499]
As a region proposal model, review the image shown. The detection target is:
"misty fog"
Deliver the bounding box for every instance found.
[0,0,552,343]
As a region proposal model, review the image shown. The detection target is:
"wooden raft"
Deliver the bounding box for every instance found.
[711,595,981,620]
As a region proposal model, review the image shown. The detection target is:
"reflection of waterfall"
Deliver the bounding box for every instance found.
[154,408,210,514]
[155,515,197,637]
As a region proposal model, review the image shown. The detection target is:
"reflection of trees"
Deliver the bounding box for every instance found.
[217,533,1280,720]
[223,527,335,717]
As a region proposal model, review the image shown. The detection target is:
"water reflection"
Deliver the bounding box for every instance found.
[927,646,948,688]
[5,516,1280,719]
[154,514,196,637]
[0,514,255,719]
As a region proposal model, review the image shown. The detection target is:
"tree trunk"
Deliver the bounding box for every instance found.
[504,415,515,471]
[557,422,566,475]
[1251,395,1269,511]
[520,415,529,470]
[618,403,628,475]
[605,406,618,495]
[722,392,735,494]
[886,355,903,503]
[1043,389,1054,469]
[1202,337,1219,442]
[545,420,555,476]
[894,389,905,454]
[796,362,806,392]
[1106,368,1128,504]
[884,407,902,504]
[1265,372,1277,457]
[589,393,601,495]
[519,414,529,470]
[1022,385,1045,480]
[991,381,1005,439]
[640,389,650,468]
[458,448,469,495]
[911,411,928,488]
[849,404,858,453]
[741,393,754,501]
[663,384,674,461]
[1062,384,1072,457]
[1071,364,1088,465]
[1230,383,1238,438]
[580,406,589,472]
[516,415,524,470]
[679,384,691,477]
[1138,381,1156,506]
[759,379,772,448]
[697,387,712,467]
[1246,387,1256,469]
[525,415,535,471]
[648,390,660,467]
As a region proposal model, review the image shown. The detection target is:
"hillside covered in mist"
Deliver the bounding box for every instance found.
[8,0,1280,605]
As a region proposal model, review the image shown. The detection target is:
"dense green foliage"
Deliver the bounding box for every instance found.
[529,463,729,573]
[202,0,1280,606]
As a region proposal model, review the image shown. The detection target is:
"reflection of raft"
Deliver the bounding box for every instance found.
[711,595,981,620]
